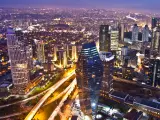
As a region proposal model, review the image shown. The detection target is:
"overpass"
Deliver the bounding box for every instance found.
[24,71,75,120]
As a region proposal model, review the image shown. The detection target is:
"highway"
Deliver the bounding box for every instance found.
[48,79,77,120]
[24,71,75,120]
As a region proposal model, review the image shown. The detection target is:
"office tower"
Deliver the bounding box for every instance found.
[151,28,160,53]
[37,40,45,63]
[152,17,160,29]
[99,52,114,93]
[119,23,125,42]
[142,25,150,42]
[63,51,67,68]
[121,46,128,66]
[149,58,160,87]
[72,45,77,61]
[76,42,103,119]
[58,50,67,68]
[6,28,32,95]
[110,30,119,51]
[26,45,33,69]
[54,45,58,61]
[99,25,111,52]
[132,24,139,41]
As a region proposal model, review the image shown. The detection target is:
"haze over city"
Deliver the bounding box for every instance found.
[0,0,160,12]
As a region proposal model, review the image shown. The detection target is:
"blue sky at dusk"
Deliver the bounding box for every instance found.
[0,0,160,11]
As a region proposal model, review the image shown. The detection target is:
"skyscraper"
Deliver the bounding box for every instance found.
[132,24,139,42]
[76,42,103,119]
[149,58,160,87]
[99,25,111,52]
[152,17,160,29]
[37,40,45,63]
[142,25,150,42]
[151,28,160,53]
[54,45,58,61]
[72,45,77,61]
[99,51,114,93]
[7,28,32,95]
[110,30,119,51]
[119,23,125,42]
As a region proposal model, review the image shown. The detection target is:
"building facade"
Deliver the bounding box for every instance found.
[76,42,103,119]
[99,52,114,93]
[132,24,139,42]
[99,25,111,52]
[7,28,32,94]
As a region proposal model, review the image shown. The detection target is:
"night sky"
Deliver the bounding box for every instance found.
[0,0,160,12]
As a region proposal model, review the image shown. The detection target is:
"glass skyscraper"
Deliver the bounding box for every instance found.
[7,28,33,95]
[76,41,103,119]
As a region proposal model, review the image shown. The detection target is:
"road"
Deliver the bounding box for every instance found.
[48,79,77,120]
[24,71,75,120]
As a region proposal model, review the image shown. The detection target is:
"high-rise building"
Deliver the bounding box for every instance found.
[76,42,103,119]
[119,23,125,42]
[54,45,58,61]
[110,30,119,51]
[142,25,150,42]
[132,24,139,41]
[99,52,114,93]
[37,40,45,63]
[58,50,67,68]
[152,17,160,29]
[6,28,32,95]
[151,28,160,53]
[72,45,77,61]
[99,25,111,52]
[149,58,160,87]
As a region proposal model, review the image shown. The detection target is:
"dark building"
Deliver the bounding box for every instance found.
[152,18,160,29]
[99,25,111,52]
[76,41,103,119]
[99,52,114,93]
[149,59,160,87]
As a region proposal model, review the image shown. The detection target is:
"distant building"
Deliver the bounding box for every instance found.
[6,28,33,95]
[99,52,114,93]
[152,17,160,29]
[54,45,58,61]
[72,45,77,61]
[37,40,45,63]
[76,42,103,119]
[99,25,111,52]
[132,24,139,41]
[142,25,150,42]
[58,50,67,68]
[110,30,119,51]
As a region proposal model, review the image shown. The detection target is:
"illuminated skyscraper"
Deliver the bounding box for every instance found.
[99,52,114,94]
[72,45,77,61]
[142,25,150,42]
[37,40,45,63]
[76,42,103,119]
[151,28,160,53]
[99,25,111,52]
[110,30,119,51]
[7,28,32,95]
[54,45,58,61]
[132,24,139,41]
[58,50,67,68]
